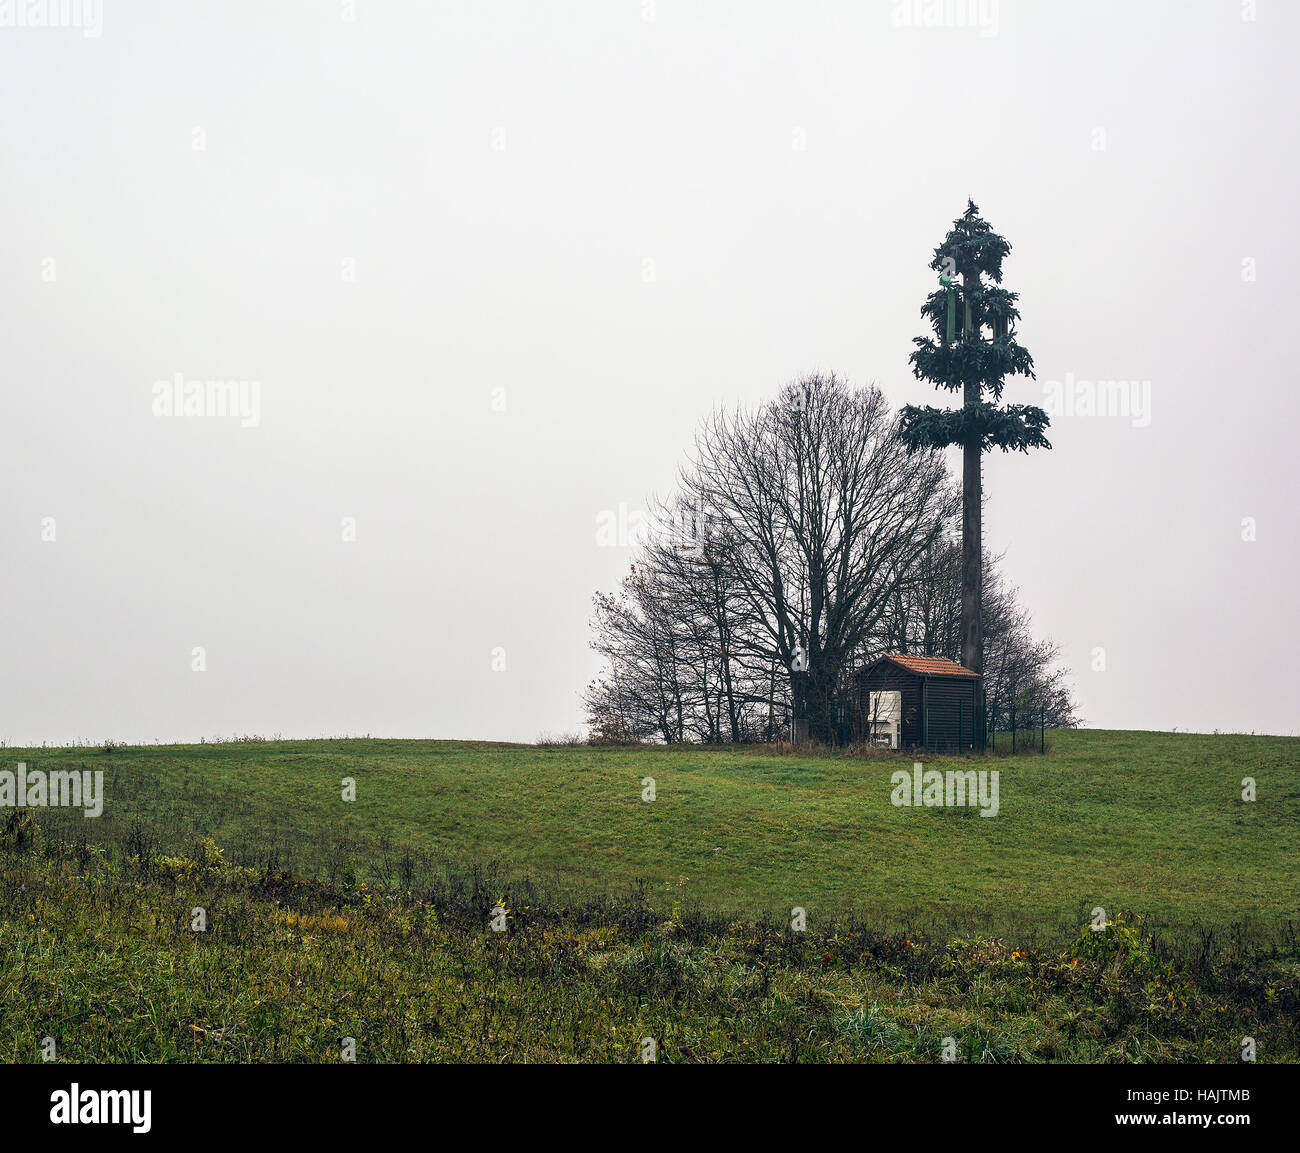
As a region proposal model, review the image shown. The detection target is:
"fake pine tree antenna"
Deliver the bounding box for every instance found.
[900,200,1051,746]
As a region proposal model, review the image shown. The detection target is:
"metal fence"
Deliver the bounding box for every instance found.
[813,698,1048,753]
[987,703,1047,754]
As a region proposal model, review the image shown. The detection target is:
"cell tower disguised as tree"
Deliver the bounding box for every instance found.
[900,200,1050,746]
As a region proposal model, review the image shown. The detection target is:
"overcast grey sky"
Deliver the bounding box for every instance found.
[1,0,1296,745]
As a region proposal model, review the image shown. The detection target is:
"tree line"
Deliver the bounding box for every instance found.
[584,374,1077,745]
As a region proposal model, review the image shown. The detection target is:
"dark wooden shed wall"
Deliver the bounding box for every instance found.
[919,675,980,751]
[855,660,980,752]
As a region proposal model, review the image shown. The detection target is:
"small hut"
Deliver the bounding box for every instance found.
[854,654,981,752]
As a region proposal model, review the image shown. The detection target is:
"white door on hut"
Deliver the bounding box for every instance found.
[867,691,902,749]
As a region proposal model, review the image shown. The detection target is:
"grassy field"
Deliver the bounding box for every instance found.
[3,844,1295,1063]
[1,728,1297,1062]
[6,728,1297,938]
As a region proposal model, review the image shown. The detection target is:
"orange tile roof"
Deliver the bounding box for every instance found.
[879,654,980,678]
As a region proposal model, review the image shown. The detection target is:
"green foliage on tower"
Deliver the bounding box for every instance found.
[900,200,1051,454]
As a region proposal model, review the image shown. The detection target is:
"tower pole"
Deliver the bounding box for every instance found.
[960,265,985,747]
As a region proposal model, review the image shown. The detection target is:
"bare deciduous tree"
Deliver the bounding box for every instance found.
[677,375,954,740]
[587,375,955,742]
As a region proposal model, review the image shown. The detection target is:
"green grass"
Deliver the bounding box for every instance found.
[2,728,1297,1063]
[2,844,1296,1062]
[9,728,1297,940]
